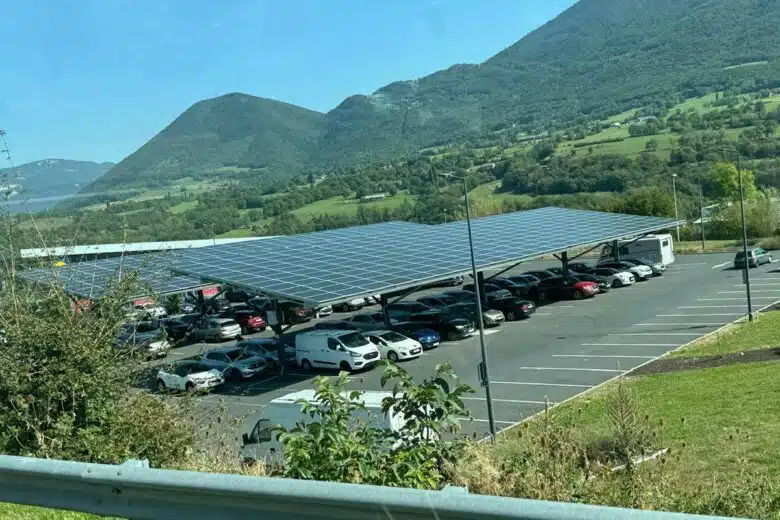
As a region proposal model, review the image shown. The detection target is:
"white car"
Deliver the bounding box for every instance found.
[156,361,224,393]
[589,267,635,288]
[363,330,423,362]
[133,302,167,319]
[314,305,334,318]
[598,261,653,281]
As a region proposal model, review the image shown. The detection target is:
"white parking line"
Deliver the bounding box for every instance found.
[609,332,702,336]
[718,290,780,294]
[535,312,553,316]
[734,283,780,287]
[636,322,729,326]
[491,381,594,389]
[462,397,551,405]
[656,313,744,317]
[514,366,622,373]
[472,419,518,425]
[678,305,747,309]
[582,342,678,347]
[698,297,779,301]
[556,305,575,308]
[679,262,708,266]
[712,261,731,269]
[552,354,656,360]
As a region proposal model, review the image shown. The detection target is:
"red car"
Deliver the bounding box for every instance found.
[223,309,267,334]
[536,276,599,303]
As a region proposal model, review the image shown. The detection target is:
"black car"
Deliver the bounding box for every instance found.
[568,261,595,273]
[487,277,539,298]
[387,301,435,318]
[462,283,513,300]
[161,313,202,342]
[417,294,460,308]
[312,320,362,331]
[440,290,480,303]
[507,274,541,285]
[406,311,475,342]
[570,274,611,293]
[547,267,586,277]
[236,338,297,369]
[522,270,557,280]
[487,296,536,320]
[224,288,257,303]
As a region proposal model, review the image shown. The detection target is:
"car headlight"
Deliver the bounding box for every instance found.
[349,351,362,358]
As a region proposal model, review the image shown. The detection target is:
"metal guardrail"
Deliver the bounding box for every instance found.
[0,455,745,520]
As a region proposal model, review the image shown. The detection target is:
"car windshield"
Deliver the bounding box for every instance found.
[225,349,254,362]
[339,332,369,349]
[380,331,407,343]
[220,320,238,327]
[735,252,746,259]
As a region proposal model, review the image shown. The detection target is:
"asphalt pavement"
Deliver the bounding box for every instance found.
[158,253,780,440]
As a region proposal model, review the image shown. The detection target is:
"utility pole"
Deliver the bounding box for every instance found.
[671,173,680,242]
[736,155,754,321]
[697,168,706,250]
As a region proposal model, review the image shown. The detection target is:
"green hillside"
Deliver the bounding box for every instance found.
[78,0,780,196]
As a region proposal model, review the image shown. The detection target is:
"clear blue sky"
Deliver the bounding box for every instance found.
[1,0,576,164]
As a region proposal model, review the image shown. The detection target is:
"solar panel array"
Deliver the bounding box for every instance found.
[171,207,678,306]
[18,253,204,300]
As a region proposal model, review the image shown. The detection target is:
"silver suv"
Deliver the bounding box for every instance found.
[734,247,773,268]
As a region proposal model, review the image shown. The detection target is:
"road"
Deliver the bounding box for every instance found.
[155,253,780,439]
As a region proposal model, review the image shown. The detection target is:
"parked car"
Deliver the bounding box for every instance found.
[192,318,242,342]
[587,266,635,288]
[621,257,665,276]
[387,301,435,318]
[314,305,334,318]
[536,276,599,302]
[487,296,536,321]
[522,270,557,280]
[363,330,423,362]
[570,274,611,293]
[490,277,539,298]
[507,274,541,285]
[200,346,269,382]
[567,261,595,273]
[161,313,202,342]
[333,298,366,312]
[202,297,231,315]
[224,288,256,303]
[236,338,297,369]
[132,302,167,319]
[156,361,224,393]
[248,298,314,325]
[313,320,362,331]
[462,283,513,300]
[295,330,380,372]
[347,311,389,324]
[115,321,171,359]
[388,322,441,350]
[547,267,586,277]
[440,290,482,303]
[423,275,465,288]
[417,294,460,308]
[445,302,505,327]
[734,247,773,268]
[407,311,475,342]
[597,260,653,281]
[363,295,381,305]
[221,309,267,334]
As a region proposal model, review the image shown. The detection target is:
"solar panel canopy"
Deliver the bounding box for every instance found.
[18,254,204,300]
[171,207,679,306]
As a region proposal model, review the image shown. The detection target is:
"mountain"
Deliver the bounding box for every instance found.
[82,0,780,193]
[2,159,114,212]
[86,93,326,192]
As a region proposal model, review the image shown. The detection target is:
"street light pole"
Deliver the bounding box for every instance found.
[697,169,706,250]
[438,172,497,440]
[671,173,680,243]
[736,155,754,321]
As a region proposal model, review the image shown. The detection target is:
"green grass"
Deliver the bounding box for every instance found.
[168,200,198,214]
[215,228,252,238]
[16,217,72,231]
[669,310,780,358]
[290,192,415,220]
[674,239,742,253]
[468,180,533,206]
[605,108,640,123]
[0,502,112,519]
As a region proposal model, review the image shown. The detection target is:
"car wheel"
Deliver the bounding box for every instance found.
[506,310,517,321]
[447,331,459,341]
[387,351,399,362]
[227,369,242,383]
[572,290,583,300]
[185,382,196,393]
[612,279,622,288]
[339,361,352,372]
[301,359,313,371]
[156,379,167,393]
[241,326,248,335]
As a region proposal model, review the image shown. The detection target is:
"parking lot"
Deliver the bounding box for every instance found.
[155,253,780,439]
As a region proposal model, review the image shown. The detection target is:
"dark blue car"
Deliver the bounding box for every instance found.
[391,322,441,350]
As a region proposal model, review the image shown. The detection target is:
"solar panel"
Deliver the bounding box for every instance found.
[18,253,204,300]
[171,207,678,306]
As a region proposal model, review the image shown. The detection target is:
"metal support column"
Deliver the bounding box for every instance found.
[380,294,391,327]
[698,168,706,250]
[736,156,754,322]
[612,240,620,262]
[560,252,569,283]
[476,271,487,305]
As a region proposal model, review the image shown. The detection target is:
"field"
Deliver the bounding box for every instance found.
[290,192,415,220]
[216,228,252,238]
[16,216,72,231]
[168,200,198,214]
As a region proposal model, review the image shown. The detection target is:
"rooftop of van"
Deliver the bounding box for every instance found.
[270,389,393,408]
[297,329,361,338]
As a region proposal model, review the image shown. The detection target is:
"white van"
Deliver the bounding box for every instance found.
[240,389,439,457]
[599,234,675,266]
[295,330,381,372]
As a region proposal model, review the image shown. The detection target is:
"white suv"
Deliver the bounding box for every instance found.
[156,361,224,393]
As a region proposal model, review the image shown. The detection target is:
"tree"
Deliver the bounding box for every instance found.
[307,173,316,186]
[644,139,659,152]
[712,161,757,202]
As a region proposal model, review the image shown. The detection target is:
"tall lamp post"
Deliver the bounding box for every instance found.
[671,173,680,243]
[437,172,497,439]
[697,169,706,250]
[717,149,754,322]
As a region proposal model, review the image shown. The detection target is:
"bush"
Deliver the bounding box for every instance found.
[0,274,194,467]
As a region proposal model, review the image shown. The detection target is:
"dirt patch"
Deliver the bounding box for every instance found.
[631,347,780,375]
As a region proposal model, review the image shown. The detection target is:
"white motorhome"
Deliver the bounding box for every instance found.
[241,389,407,456]
[295,330,380,372]
[599,234,675,266]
